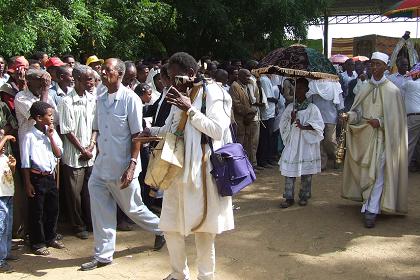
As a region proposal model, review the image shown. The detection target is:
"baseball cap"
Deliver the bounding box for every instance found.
[7,56,29,73]
[45,57,66,68]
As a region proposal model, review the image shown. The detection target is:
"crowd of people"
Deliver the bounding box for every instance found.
[0,47,416,280]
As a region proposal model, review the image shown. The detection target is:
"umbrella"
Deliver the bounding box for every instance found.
[330,54,349,64]
[253,45,339,115]
[383,0,420,18]
[352,55,369,62]
[253,44,339,81]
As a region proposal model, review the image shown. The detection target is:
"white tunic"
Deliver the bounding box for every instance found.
[279,103,324,177]
[151,82,234,236]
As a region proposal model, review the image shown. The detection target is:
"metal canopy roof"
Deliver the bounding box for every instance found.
[323,0,418,24]
[316,0,418,56]
[326,0,397,16]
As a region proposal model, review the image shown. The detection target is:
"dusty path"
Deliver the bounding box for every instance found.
[5,168,420,280]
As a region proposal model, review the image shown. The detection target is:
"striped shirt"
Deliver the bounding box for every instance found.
[59,89,96,168]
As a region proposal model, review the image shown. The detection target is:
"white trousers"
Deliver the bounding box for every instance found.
[89,175,162,262]
[165,231,216,280]
[361,153,385,214]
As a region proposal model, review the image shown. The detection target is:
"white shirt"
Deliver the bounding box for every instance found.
[340,71,358,96]
[20,126,63,172]
[59,89,97,168]
[0,74,9,88]
[222,84,230,92]
[388,73,411,91]
[92,85,143,180]
[401,79,420,114]
[259,75,276,120]
[49,84,72,107]
[0,155,14,196]
[309,94,344,124]
[14,89,58,140]
[247,78,262,121]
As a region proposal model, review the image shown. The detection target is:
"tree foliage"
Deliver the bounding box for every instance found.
[0,0,331,60]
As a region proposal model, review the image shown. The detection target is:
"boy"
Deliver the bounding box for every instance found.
[0,132,17,272]
[278,78,325,208]
[21,101,64,255]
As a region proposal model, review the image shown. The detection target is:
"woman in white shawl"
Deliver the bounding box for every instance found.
[146,52,234,280]
[279,78,324,208]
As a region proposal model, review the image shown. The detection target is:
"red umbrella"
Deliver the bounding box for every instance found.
[383,0,420,18]
[352,55,369,62]
[329,54,349,64]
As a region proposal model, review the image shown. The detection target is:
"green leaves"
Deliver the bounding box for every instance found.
[0,0,329,60]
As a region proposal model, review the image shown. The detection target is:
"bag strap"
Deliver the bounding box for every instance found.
[174,85,201,136]
[202,81,238,151]
[229,124,238,143]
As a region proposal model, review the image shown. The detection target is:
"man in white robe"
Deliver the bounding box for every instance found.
[342,52,408,228]
[146,52,234,280]
[279,78,324,208]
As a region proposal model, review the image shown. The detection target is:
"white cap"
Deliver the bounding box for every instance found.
[371,52,389,64]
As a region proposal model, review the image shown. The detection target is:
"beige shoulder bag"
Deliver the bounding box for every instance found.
[145,85,200,190]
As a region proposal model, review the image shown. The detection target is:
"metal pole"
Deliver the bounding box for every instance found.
[324,13,329,58]
[293,77,297,114]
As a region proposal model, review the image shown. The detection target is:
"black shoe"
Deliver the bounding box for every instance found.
[0,261,14,273]
[117,221,133,231]
[80,259,111,271]
[55,233,63,240]
[5,255,19,261]
[364,211,377,228]
[154,235,166,251]
[280,199,294,208]
[47,240,65,249]
[76,231,89,240]
[298,198,308,206]
[267,160,278,167]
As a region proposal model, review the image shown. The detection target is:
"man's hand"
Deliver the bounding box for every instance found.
[367,119,380,128]
[40,72,52,90]
[79,148,93,161]
[141,127,151,136]
[253,102,265,108]
[296,119,302,129]
[26,183,36,198]
[340,113,349,123]
[17,67,26,83]
[291,111,296,124]
[8,155,16,173]
[120,162,136,189]
[46,124,55,138]
[166,86,192,111]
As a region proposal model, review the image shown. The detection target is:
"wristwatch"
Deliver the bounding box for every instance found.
[187,108,196,119]
[130,158,138,165]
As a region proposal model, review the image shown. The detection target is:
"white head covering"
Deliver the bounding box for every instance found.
[371,52,389,64]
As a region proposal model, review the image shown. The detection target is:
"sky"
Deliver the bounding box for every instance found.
[308,21,419,57]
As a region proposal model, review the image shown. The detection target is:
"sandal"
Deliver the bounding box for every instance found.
[47,240,65,249]
[32,247,50,256]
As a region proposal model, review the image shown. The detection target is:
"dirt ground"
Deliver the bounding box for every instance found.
[4,167,420,280]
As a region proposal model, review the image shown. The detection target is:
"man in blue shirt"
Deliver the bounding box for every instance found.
[81,58,164,271]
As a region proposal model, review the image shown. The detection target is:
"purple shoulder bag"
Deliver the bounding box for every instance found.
[207,126,256,196]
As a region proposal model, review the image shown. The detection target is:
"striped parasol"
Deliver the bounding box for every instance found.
[352,55,369,62]
[330,54,350,64]
[383,0,420,18]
